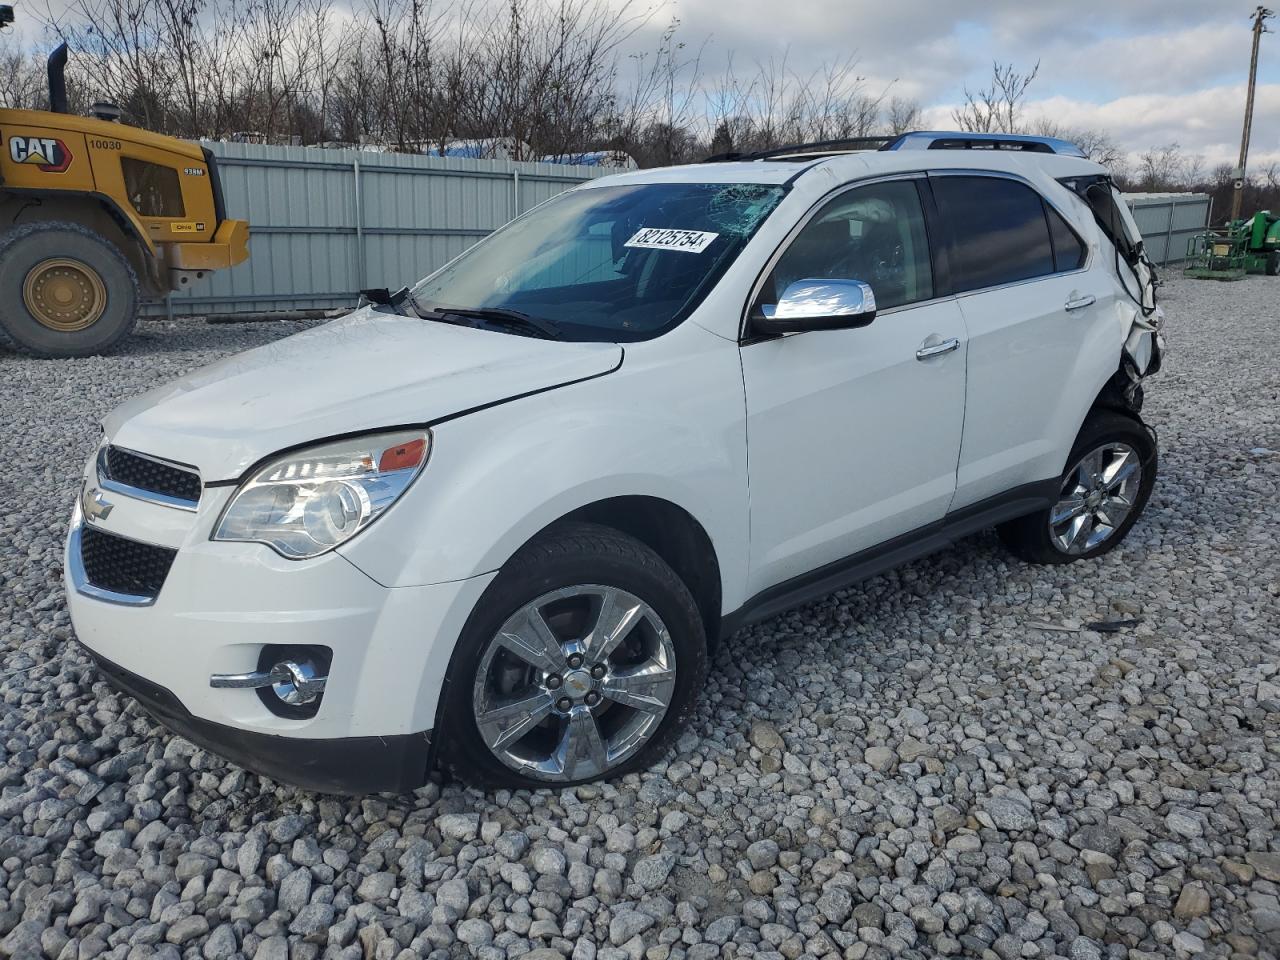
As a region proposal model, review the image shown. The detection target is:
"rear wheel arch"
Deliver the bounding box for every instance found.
[1087,362,1146,420]
[999,407,1156,564]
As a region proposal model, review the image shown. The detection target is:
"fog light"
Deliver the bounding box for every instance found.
[210,645,331,718]
[269,660,326,704]
[210,658,327,703]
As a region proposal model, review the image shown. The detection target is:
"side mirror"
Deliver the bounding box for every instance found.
[752,279,877,336]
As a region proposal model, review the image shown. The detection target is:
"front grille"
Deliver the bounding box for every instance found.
[103,446,201,505]
[80,526,177,598]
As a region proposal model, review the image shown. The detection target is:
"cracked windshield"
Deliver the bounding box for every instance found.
[411,182,787,340]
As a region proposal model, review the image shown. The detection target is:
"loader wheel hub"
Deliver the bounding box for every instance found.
[23,258,107,332]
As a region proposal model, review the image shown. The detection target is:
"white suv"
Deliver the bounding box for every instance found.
[65,132,1164,793]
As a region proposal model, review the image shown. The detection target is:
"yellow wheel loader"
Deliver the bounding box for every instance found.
[0,7,249,357]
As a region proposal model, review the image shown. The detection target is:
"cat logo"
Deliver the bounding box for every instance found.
[8,135,72,173]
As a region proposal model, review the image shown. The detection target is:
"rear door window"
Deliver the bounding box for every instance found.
[931,175,1055,292]
[1047,206,1087,271]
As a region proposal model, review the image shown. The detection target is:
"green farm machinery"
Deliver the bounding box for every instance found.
[1185,210,1280,280]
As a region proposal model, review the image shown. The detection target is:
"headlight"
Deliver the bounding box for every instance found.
[212,430,430,559]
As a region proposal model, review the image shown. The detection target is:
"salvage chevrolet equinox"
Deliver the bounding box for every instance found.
[65,132,1165,793]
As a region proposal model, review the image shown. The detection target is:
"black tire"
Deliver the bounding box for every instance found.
[998,410,1157,564]
[0,221,139,357]
[436,522,708,789]
[1267,251,1280,276]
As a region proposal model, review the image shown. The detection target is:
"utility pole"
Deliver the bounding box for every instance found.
[1232,5,1273,223]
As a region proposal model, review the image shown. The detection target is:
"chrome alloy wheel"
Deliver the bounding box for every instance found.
[471,585,677,782]
[1050,441,1144,555]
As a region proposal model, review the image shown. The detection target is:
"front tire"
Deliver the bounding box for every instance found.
[998,410,1157,564]
[437,522,707,789]
[0,221,139,357]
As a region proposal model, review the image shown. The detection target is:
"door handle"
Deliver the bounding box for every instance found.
[1065,294,1097,311]
[916,337,960,360]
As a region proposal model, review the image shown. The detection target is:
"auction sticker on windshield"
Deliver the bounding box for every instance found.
[625,228,719,253]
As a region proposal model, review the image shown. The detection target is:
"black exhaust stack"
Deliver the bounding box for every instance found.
[47,42,68,114]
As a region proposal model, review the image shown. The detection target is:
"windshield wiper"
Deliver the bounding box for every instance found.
[433,306,565,340]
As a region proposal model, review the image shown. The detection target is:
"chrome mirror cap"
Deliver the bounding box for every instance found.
[756,278,878,335]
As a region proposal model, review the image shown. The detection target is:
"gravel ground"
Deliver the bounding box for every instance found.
[0,274,1277,960]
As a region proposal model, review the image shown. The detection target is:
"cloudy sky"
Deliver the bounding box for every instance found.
[14,0,1279,171]
[622,0,1280,171]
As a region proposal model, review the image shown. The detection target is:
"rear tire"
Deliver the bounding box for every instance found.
[998,410,1157,564]
[1266,251,1280,276]
[0,221,139,357]
[436,522,707,789]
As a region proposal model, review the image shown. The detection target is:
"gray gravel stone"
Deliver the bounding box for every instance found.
[436,812,479,842]
[277,866,312,914]
[530,845,567,876]
[357,871,395,902]
[290,902,334,941]
[609,911,655,945]
[864,745,897,771]
[982,795,1035,832]
[436,878,470,916]
[746,838,780,869]
[201,924,237,960]
[748,720,785,752]
[632,853,676,890]
[166,915,209,945]
[816,886,853,924]
[456,918,494,945]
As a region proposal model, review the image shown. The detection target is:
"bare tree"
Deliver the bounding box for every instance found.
[953,60,1039,134]
[1029,117,1125,170]
[0,35,47,110]
[886,96,921,135]
[31,0,1192,182]
[1137,143,1185,191]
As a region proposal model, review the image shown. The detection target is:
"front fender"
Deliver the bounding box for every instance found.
[336,323,751,611]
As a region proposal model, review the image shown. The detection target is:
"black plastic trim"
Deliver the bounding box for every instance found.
[915,175,953,297]
[202,147,228,226]
[722,478,1059,634]
[85,647,433,795]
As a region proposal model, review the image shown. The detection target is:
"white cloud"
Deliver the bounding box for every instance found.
[921,83,1280,172]
[1010,22,1258,97]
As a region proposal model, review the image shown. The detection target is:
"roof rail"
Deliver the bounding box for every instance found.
[882,131,1087,158]
[702,136,894,163]
[700,131,1088,164]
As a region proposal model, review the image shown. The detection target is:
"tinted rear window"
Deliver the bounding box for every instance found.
[1047,205,1087,271]
[932,176,1055,292]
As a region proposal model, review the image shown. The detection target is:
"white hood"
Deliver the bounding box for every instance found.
[104,309,622,480]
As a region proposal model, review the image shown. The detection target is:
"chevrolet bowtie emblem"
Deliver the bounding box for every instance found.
[82,487,114,523]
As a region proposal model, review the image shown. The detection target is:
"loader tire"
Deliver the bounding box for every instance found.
[0,221,139,357]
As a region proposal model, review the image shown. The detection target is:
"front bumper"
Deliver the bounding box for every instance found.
[87,648,432,795]
[64,450,496,791]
